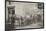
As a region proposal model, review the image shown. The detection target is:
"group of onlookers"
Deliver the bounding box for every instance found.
[13,14,43,26]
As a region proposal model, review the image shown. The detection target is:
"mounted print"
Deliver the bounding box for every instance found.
[5,0,44,31]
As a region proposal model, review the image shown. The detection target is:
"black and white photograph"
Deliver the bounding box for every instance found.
[5,0,44,31]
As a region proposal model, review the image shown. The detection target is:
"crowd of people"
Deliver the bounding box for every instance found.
[12,14,43,26]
